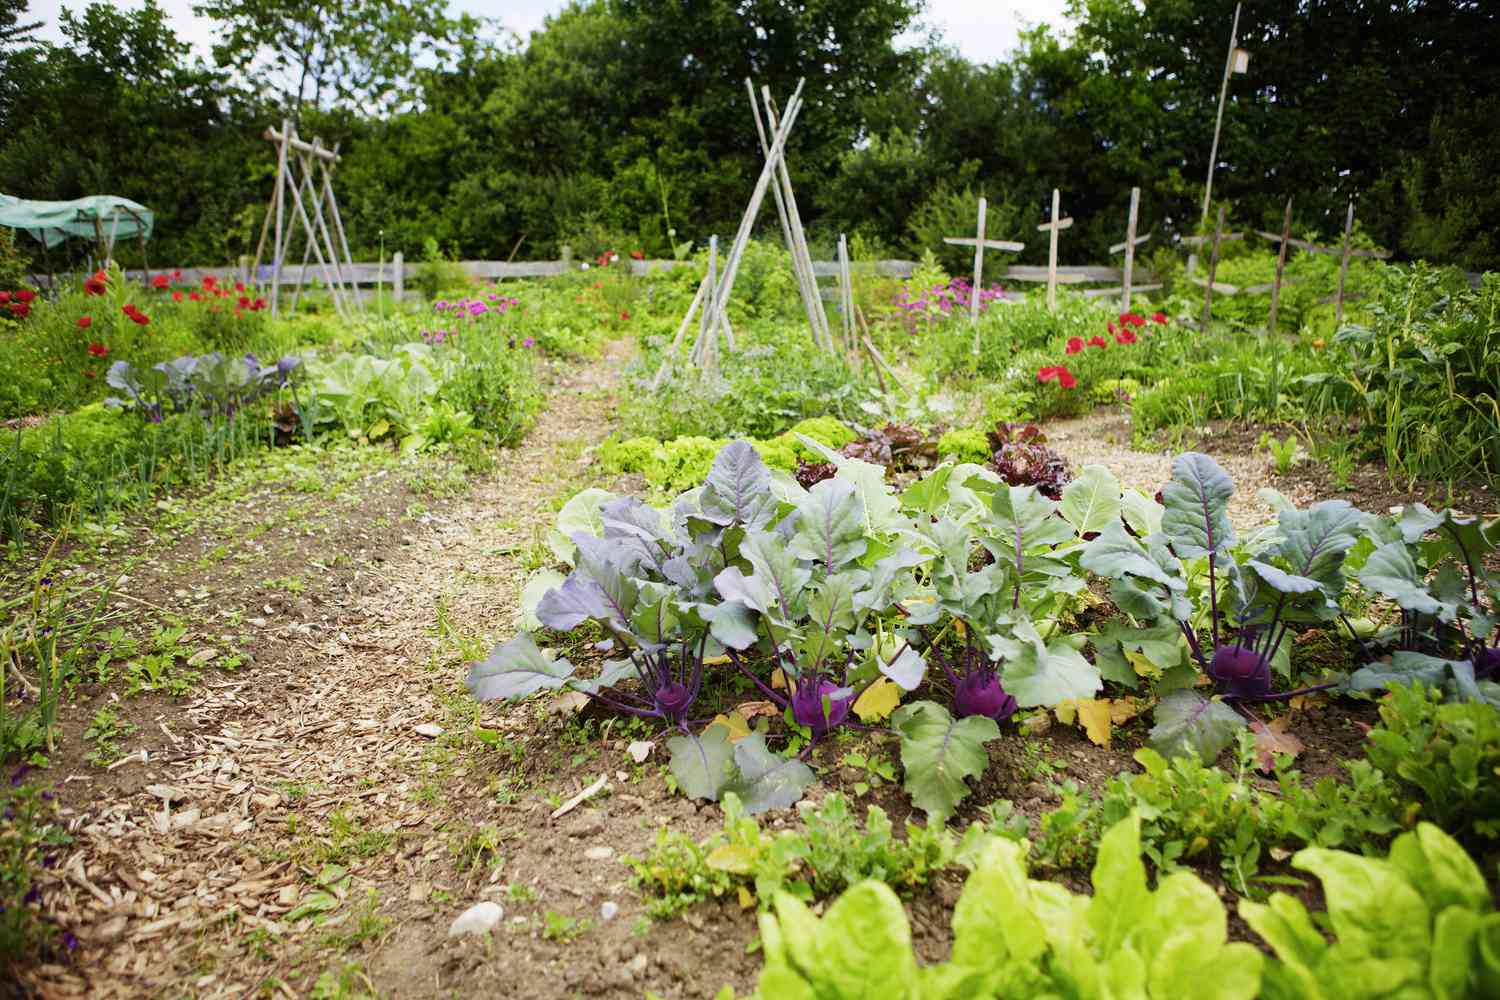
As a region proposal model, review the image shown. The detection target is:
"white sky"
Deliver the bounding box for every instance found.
[24,0,1072,67]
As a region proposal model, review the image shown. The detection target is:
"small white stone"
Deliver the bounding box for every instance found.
[600,901,620,922]
[448,901,503,938]
[415,723,444,739]
[627,740,653,763]
[584,845,615,861]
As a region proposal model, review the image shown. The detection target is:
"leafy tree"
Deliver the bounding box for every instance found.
[192,0,469,118]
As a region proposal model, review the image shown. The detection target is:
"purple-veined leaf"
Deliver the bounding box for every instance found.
[668,723,735,802]
[893,700,999,826]
[1148,689,1246,760]
[724,733,816,814]
[467,633,576,701]
[1160,452,1236,559]
[699,441,775,528]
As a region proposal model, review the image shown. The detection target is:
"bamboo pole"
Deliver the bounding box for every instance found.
[1200,205,1227,333]
[748,77,823,352]
[270,119,290,317]
[1335,199,1355,327]
[1120,187,1140,312]
[762,85,830,352]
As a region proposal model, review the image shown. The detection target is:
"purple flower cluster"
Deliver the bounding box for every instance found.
[894,277,1014,330]
[423,288,526,347]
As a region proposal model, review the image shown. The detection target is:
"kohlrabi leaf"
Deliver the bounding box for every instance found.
[900,464,954,515]
[1148,689,1247,760]
[1396,502,1449,544]
[1080,521,1183,591]
[988,484,1076,554]
[546,488,615,564]
[1120,488,1164,537]
[1002,620,1101,707]
[727,529,812,624]
[466,633,576,701]
[790,478,868,571]
[1343,650,1460,693]
[1060,465,1123,535]
[1160,452,1236,559]
[600,496,675,573]
[877,644,927,691]
[567,657,637,696]
[797,434,904,534]
[859,548,926,612]
[893,700,1000,826]
[668,723,735,802]
[724,733,816,814]
[698,440,775,528]
[536,574,615,632]
[1358,541,1458,619]
[702,600,759,650]
[518,568,567,630]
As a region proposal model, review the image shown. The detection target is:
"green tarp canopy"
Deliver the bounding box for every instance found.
[0,194,154,250]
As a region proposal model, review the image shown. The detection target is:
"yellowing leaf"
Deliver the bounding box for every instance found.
[1123,647,1163,679]
[551,691,590,716]
[705,844,758,874]
[853,677,902,722]
[1108,698,1142,726]
[709,710,752,743]
[737,886,755,910]
[1056,698,1117,747]
[736,700,780,720]
[771,668,788,691]
[1187,836,1210,857]
[1251,716,1306,771]
[702,654,732,666]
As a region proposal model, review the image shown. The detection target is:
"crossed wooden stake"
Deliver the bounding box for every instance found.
[943,196,1024,351]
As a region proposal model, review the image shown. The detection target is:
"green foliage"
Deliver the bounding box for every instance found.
[627,792,974,918]
[1366,683,1500,840]
[936,427,989,465]
[1242,823,1500,999]
[750,813,1264,1000]
[0,777,71,965]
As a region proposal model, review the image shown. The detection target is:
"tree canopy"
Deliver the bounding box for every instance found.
[2,0,1495,271]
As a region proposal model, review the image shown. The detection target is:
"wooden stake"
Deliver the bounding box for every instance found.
[1335,199,1354,327]
[748,78,821,351]
[1267,197,1293,334]
[969,197,988,326]
[711,83,805,344]
[1037,189,1074,312]
[1120,187,1140,311]
[761,86,829,352]
[270,119,290,317]
[1200,204,1226,333]
[838,234,856,351]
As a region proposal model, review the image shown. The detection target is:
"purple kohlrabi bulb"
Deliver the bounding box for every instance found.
[791,679,852,737]
[954,670,1018,722]
[1209,644,1271,699]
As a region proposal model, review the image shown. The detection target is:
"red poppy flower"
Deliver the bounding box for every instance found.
[189,291,202,302]
[252,298,267,310]
[0,292,9,303]
[630,250,644,261]
[83,369,96,379]
[202,275,217,289]
[8,301,29,318]
[1037,366,1061,383]
[236,295,249,308]
[1107,321,1117,337]
[1116,328,1138,345]
[1066,336,1084,355]
[171,270,182,280]
[122,304,139,317]
[234,281,245,292]
[77,316,92,329]
[87,342,109,357]
[172,291,183,302]
[85,276,106,296]
[1125,313,1145,327]
[150,274,169,289]
[15,289,34,303]
[1152,312,1167,324]
[620,311,630,321]
[1056,367,1077,389]
[1088,335,1108,349]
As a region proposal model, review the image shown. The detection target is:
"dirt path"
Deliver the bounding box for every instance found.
[25,340,753,999]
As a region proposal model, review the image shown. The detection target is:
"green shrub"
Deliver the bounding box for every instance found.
[438,335,541,446]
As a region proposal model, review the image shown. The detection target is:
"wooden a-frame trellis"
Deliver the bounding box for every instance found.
[251,121,358,319]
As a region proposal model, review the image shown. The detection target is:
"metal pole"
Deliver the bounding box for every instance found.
[1201,2,1242,225]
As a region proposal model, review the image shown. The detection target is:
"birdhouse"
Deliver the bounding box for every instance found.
[1231,47,1251,74]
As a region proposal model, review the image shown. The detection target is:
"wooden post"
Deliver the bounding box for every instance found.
[1200,205,1226,333]
[749,78,822,352]
[838,234,856,351]
[760,85,826,352]
[943,197,1024,350]
[1120,187,1140,311]
[968,197,988,325]
[270,118,290,317]
[1267,197,1292,334]
[1037,189,1075,312]
[560,244,573,268]
[1335,199,1354,327]
[712,84,805,340]
[693,235,719,366]
[1202,3,1243,225]
[392,251,404,302]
